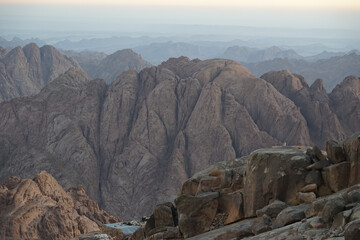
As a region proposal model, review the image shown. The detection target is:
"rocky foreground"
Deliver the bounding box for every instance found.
[132,132,360,240]
[0,171,120,240]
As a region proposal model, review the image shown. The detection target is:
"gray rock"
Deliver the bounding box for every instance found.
[256,200,288,218]
[274,204,310,228]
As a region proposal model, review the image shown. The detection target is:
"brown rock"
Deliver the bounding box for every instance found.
[298,192,317,204]
[251,215,272,235]
[345,219,360,240]
[322,162,351,192]
[331,210,352,230]
[274,204,310,228]
[256,200,288,219]
[326,139,346,164]
[153,202,176,228]
[175,192,219,238]
[321,198,345,223]
[0,171,120,240]
[301,184,318,193]
[305,171,323,186]
[243,147,311,217]
[343,133,360,186]
[218,190,244,224]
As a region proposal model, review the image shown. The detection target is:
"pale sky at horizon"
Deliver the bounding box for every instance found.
[1,0,360,9]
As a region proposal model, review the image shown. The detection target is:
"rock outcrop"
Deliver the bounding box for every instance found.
[0,57,358,220]
[0,171,120,240]
[0,43,80,102]
[135,132,360,240]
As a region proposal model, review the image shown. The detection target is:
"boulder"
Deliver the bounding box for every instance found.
[243,148,311,217]
[322,162,350,192]
[256,200,288,218]
[343,133,360,186]
[298,192,317,204]
[345,219,360,240]
[326,139,346,164]
[175,192,219,238]
[274,204,310,228]
[153,202,176,228]
[218,190,244,224]
[251,215,272,235]
[305,171,323,186]
[321,198,345,223]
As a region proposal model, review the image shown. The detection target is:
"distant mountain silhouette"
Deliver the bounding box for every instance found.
[244,52,360,91]
[220,46,303,63]
[0,36,46,49]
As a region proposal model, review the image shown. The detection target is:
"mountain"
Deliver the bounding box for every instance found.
[62,50,107,76]
[0,171,120,240]
[86,49,151,83]
[220,46,303,63]
[243,52,360,91]
[0,58,358,220]
[0,43,80,102]
[0,36,46,49]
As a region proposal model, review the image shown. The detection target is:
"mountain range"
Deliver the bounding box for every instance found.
[0,56,358,220]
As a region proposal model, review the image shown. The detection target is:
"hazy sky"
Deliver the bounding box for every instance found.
[1,0,359,40]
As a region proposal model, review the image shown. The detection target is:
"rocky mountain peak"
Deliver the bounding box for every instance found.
[0,171,120,240]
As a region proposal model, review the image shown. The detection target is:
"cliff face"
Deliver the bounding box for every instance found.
[0,43,80,102]
[0,57,358,219]
[0,171,120,240]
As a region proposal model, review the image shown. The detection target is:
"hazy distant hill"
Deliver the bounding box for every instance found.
[62,50,107,76]
[244,52,360,91]
[0,43,80,102]
[220,46,303,63]
[0,36,46,49]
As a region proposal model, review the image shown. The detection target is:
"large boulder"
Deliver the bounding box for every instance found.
[343,133,360,186]
[174,192,219,238]
[322,162,350,192]
[243,147,311,217]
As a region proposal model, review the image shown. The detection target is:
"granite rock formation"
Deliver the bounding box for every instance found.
[0,43,80,102]
[0,57,358,220]
[134,132,360,240]
[0,171,120,240]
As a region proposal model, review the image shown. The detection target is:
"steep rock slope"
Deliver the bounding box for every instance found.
[87,49,151,84]
[1,57,357,220]
[261,70,346,147]
[0,171,120,240]
[0,43,80,102]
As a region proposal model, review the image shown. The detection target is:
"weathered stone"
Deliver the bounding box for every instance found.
[308,216,325,229]
[144,215,155,237]
[131,227,145,240]
[343,133,360,187]
[186,218,253,240]
[307,159,331,170]
[147,227,181,240]
[326,139,346,164]
[301,184,318,193]
[197,176,222,194]
[256,200,288,218]
[344,219,360,240]
[298,192,317,204]
[313,145,327,162]
[347,190,360,203]
[305,171,323,186]
[321,198,345,223]
[322,162,350,192]
[179,178,199,196]
[153,202,176,228]
[243,148,311,217]
[218,190,244,224]
[175,192,219,238]
[331,210,352,230]
[0,172,120,240]
[274,204,309,228]
[251,215,272,235]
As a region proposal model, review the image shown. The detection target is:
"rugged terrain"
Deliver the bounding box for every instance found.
[0,43,79,102]
[63,49,151,84]
[0,171,120,240]
[134,132,360,240]
[0,57,358,220]
[244,52,360,91]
